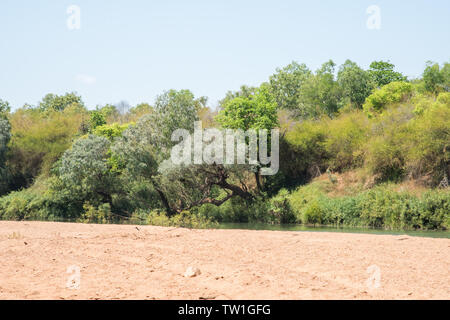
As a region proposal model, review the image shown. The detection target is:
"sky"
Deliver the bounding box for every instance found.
[0,0,449,110]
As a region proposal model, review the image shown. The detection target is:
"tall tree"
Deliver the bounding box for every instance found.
[368,60,407,87]
[38,92,84,112]
[216,85,279,191]
[111,89,204,215]
[338,60,374,109]
[0,99,11,116]
[218,85,258,110]
[423,61,449,93]
[268,61,311,111]
[298,60,342,118]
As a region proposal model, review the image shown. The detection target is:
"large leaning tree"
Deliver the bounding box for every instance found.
[111,88,278,216]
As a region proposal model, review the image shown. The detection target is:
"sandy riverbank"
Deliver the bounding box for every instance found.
[0,221,448,299]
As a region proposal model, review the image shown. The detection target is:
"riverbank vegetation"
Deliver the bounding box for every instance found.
[0,60,449,230]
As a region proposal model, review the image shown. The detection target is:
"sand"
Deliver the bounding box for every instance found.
[0,221,448,300]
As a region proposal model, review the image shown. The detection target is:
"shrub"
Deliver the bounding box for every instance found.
[93,123,131,141]
[323,112,368,170]
[405,97,450,184]
[302,200,324,225]
[7,106,86,190]
[286,182,449,230]
[282,120,329,182]
[363,81,413,115]
[269,189,296,223]
[145,210,217,229]
[79,202,113,224]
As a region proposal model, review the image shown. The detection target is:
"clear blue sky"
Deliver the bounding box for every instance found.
[1,0,449,110]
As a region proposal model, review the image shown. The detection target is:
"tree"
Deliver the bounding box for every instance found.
[0,118,11,194]
[56,135,117,206]
[152,89,205,148]
[338,60,374,109]
[218,85,258,110]
[89,110,107,131]
[156,162,255,214]
[0,99,11,117]
[110,89,204,215]
[297,60,342,118]
[368,60,407,87]
[38,92,84,112]
[129,103,153,121]
[216,85,279,191]
[423,61,449,93]
[216,85,278,131]
[7,106,87,190]
[268,61,311,111]
[98,104,120,122]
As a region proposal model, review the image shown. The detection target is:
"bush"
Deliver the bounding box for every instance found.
[93,123,131,141]
[282,120,329,182]
[269,189,296,223]
[79,202,113,224]
[287,183,450,230]
[363,81,413,115]
[302,200,324,225]
[6,106,86,190]
[0,189,42,220]
[405,97,450,184]
[145,210,217,229]
[323,112,368,170]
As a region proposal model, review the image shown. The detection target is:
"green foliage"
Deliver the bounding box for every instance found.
[323,112,368,170]
[269,61,311,111]
[110,89,200,179]
[1,61,449,231]
[0,99,11,116]
[269,189,296,223]
[364,107,412,181]
[80,202,112,224]
[39,92,84,112]
[282,121,328,182]
[297,60,342,118]
[154,89,204,138]
[287,183,450,230]
[218,85,258,110]
[423,61,449,93]
[405,96,450,183]
[0,189,42,220]
[145,210,217,229]
[368,60,407,87]
[0,118,10,165]
[93,123,131,141]
[0,118,11,194]
[363,81,413,115]
[56,135,117,206]
[216,85,279,131]
[89,110,107,131]
[6,106,87,191]
[338,60,374,109]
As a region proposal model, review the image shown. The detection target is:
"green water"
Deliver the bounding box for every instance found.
[217,223,450,239]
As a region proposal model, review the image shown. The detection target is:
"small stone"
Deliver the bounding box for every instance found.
[184,266,201,278]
